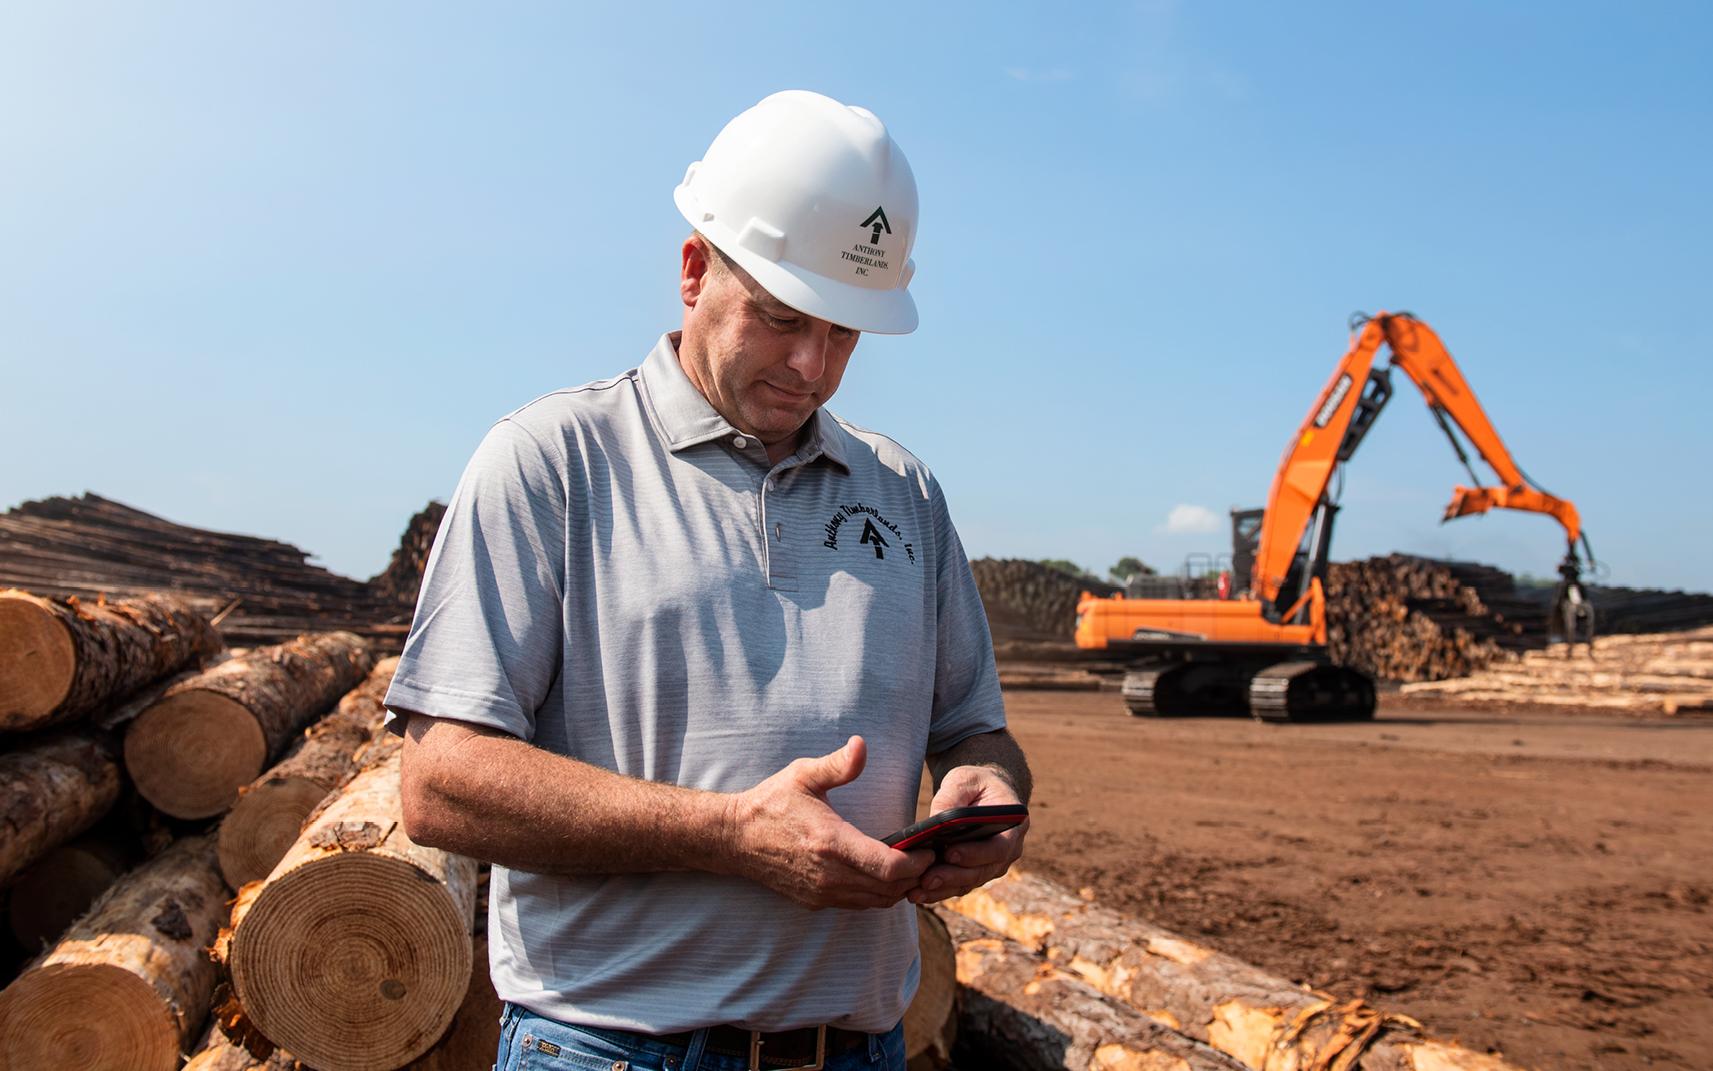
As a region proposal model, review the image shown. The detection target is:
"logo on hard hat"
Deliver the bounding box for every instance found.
[861,206,891,245]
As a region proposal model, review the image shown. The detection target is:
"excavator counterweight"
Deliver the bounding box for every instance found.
[1077,313,1591,722]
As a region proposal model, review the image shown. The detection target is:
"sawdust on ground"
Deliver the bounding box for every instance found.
[920,695,1713,1071]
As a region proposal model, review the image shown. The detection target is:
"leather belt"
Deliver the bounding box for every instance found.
[651,1022,868,1069]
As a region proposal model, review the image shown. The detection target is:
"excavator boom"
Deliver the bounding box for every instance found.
[1250,312,1583,605]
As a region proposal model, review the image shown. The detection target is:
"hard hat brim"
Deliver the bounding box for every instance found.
[677,188,919,335]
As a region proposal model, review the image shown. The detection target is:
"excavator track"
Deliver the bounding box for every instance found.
[1248,661,1376,723]
[1121,660,1252,717]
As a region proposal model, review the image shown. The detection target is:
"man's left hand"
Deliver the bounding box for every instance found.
[909,731,1031,904]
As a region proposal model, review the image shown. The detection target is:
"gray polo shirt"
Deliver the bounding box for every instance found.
[385,333,1006,1034]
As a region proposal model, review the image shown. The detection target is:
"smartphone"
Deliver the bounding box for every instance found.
[882,804,1029,852]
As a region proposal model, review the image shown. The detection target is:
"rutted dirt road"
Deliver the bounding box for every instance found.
[924,695,1713,1071]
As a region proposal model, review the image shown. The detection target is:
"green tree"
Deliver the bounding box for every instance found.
[1108,556,1154,582]
[1039,559,1087,579]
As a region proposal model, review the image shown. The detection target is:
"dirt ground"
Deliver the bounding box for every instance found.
[925,693,1713,1071]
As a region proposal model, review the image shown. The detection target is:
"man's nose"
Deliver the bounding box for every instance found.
[785,325,833,381]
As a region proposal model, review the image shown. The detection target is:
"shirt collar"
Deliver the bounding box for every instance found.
[638,332,851,474]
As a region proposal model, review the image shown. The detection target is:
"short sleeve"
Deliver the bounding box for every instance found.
[384,418,568,741]
[924,477,1007,754]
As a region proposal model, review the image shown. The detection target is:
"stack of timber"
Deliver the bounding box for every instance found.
[0,833,231,1070]
[126,632,375,820]
[972,559,1120,643]
[1583,584,1713,635]
[1324,555,1546,682]
[1400,625,1713,714]
[942,870,1520,1071]
[0,493,443,653]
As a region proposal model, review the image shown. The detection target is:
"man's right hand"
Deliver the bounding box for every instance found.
[721,735,933,911]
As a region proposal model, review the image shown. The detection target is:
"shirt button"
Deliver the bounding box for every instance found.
[733,436,748,449]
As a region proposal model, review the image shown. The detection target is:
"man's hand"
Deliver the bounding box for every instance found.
[723,736,934,911]
[910,729,1032,904]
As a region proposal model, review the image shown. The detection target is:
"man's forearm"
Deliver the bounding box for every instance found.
[400,714,733,875]
[926,727,1033,804]
[398,713,933,910]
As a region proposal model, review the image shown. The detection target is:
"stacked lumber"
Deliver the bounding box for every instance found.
[1325,555,1541,682]
[1400,626,1713,714]
[943,870,1519,1071]
[0,834,230,1070]
[125,632,375,820]
[0,494,439,653]
[972,558,1119,641]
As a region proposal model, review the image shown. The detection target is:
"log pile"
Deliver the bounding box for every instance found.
[972,559,1120,641]
[1324,555,1545,682]
[1400,625,1713,714]
[0,494,442,653]
[1584,584,1713,635]
[219,658,397,890]
[368,503,447,607]
[0,833,230,1071]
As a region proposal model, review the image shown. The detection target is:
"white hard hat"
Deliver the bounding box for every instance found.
[675,90,919,335]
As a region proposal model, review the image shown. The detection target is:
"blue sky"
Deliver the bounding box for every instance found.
[3,3,1709,591]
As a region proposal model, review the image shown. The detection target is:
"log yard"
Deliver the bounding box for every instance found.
[3,7,1710,1071]
[0,463,1708,1071]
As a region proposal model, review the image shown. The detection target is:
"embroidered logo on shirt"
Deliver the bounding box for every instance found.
[823,503,915,563]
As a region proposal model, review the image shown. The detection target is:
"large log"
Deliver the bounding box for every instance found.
[0,729,123,889]
[946,871,1516,1071]
[125,632,375,819]
[224,748,478,1071]
[0,834,229,1071]
[218,657,398,889]
[0,590,220,734]
[7,827,139,952]
[935,907,1250,1071]
[904,905,959,1068]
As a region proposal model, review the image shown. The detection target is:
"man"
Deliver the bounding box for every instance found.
[388,90,1029,1071]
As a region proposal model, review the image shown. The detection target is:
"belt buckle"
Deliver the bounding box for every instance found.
[749,1025,826,1071]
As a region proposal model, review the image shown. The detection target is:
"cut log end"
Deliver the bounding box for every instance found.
[0,594,75,728]
[127,692,268,819]
[218,777,337,891]
[232,852,473,1071]
[903,905,958,1064]
[0,960,181,1071]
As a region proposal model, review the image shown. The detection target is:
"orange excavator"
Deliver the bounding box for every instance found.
[1074,312,1593,722]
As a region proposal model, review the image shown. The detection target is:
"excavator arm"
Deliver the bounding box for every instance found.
[1249,312,1587,615]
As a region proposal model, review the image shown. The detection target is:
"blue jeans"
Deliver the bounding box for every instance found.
[496,1003,907,1071]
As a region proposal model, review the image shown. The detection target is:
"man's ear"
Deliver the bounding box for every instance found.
[680,237,712,309]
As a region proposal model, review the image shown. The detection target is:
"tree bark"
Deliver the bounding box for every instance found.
[935,907,1252,1071]
[0,590,221,734]
[904,905,959,1067]
[7,827,139,952]
[224,748,478,1071]
[0,833,228,1071]
[124,632,374,819]
[0,729,123,889]
[944,871,1516,1071]
[218,657,398,889]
